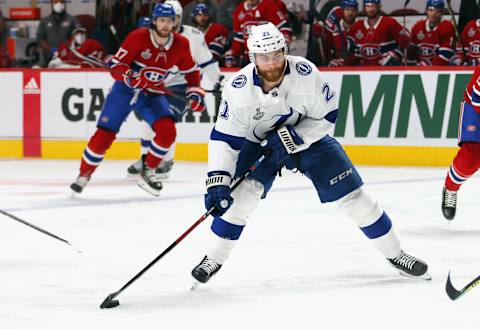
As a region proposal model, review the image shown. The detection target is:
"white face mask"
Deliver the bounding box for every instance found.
[53,3,65,14]
[74,34,86,45]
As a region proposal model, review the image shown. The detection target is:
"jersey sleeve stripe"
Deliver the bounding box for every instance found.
[324,109,339,124]
[210,128,245,151]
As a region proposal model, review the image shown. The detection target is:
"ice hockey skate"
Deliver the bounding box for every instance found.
[441,187,457,220]
[388,250,431,280]
[191,256,222,290]
[137,164,163,197]
[155,160,174,179]
[70,175,90,195]
[127,158,143,177]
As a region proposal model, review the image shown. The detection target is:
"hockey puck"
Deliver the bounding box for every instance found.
[100,294,120,309]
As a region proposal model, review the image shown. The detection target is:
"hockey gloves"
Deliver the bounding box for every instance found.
[205,171,234,217]
[186,87,207,112]
[263,125,305,165]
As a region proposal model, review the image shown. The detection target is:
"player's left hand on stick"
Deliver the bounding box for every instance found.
[204,171,234,217]
[186,86,206,112]
[262,125,305,165]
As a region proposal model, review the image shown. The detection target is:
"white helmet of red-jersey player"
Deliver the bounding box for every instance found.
[165,0,183,18]
[247,23,287,63]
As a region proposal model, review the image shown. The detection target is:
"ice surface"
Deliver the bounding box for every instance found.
[0,159,478,329]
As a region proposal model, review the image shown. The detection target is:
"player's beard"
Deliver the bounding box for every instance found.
[257,61,287,84]
[154,28,170,38]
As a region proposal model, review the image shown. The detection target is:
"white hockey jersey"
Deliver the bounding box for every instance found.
[165,25,221,89]
[209,56,339,176]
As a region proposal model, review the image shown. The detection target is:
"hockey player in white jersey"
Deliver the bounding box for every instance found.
[191,23,430,287]
[127,0,222,179]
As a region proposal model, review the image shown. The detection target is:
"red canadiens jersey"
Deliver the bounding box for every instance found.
[230,0,291,57]
[410,19,455,65]
[464,65,480,112]
[110,28,200,92]
[324,6,355,59]
[204,22,229,60]
[348,16,410,66]
[459,19,480,63]
[57,39,106,68]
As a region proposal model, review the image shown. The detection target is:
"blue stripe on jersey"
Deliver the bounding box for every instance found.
[209,44,225,55]
[198,58,217,68]
[141,139,151,148]
[325,109,339,124]
[149,142,168,156]
[359,211,392,239]
[471,89,480,105]
[379,42,399,54]
[210,128,245,151]
[211,217,244,240]
[438,47,454,60]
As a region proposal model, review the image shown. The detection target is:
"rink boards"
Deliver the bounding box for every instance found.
[0,66,474,166]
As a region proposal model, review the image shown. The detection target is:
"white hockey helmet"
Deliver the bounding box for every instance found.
[165,0,183,18]
[247,22,287,64]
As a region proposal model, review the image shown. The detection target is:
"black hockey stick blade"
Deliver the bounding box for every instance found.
[446,271,480,300]
[100,292,120,309]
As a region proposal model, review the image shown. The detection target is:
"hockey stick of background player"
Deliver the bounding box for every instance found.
[0,209,81,253]
[446,0,468,60]
[109,25,122,46]
[331,11,348,64]
[99,145,270,309]
[446,271,480,300]
[403,0,410,65]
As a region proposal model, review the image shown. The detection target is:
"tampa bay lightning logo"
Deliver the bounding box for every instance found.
[232,74,247,88]
[295,62,312,76]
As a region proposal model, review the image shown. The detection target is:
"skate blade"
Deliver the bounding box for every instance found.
[127,172,140,179]
[190,281,201,291]
[137,181,161,197]
[398,270,432,281]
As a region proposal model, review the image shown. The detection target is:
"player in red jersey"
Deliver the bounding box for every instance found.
[454,18,480,66]
[442,66,480,220]
[409,0,455,66]
[70,3,205,197]
[191,3,229,61]
[348,0,410,66]
[323,0,359,66]
[49,24,106,68]
[224,0,291,67]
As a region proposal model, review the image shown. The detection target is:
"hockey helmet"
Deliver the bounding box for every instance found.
[426,0,445,9]
[137,16,152,28]
[247,23,287,63]
[152,3,176,20]
[363,0,381,5]
[165,0,183,17]
[341,0,359,10]
[192,3,209,16]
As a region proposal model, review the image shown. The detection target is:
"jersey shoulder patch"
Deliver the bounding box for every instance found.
[231,74,247,88]
[295,61,312,76]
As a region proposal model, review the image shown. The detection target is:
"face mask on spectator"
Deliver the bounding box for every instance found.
[74,33,86,45]
[53,3,65,14]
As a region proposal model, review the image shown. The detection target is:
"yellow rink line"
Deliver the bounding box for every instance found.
[0,140,458,167]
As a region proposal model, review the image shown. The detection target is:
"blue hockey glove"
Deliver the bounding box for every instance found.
[204,171,234,217]
[263,125,305,165]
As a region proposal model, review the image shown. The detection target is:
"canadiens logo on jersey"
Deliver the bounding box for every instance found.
[232,74,247,88]
[141,49,152,60]
[469,41,480,56]
[295,62,312,76]
[360,44,380,59]
[139,67,168,83]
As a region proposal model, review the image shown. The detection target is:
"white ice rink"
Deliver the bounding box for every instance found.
[0,159,479,329]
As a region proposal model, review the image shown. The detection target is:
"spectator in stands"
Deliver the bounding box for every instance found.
[224,0,291,67]
[191,3,229,61]
[48,24,106,68]
[348,0,410,66]
[454,18,480,66]
[216,0,239,31]
[409,0,455,66]
[36,0,77,67]
[0,9,6,47]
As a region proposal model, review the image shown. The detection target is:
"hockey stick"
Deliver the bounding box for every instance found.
[109,25,122,46]
[331,11,348,64]
[0,209,81,253]
[445,0,468,60]
[402,0,410,66]
[100,146,269,309]
[446,271,480,300]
